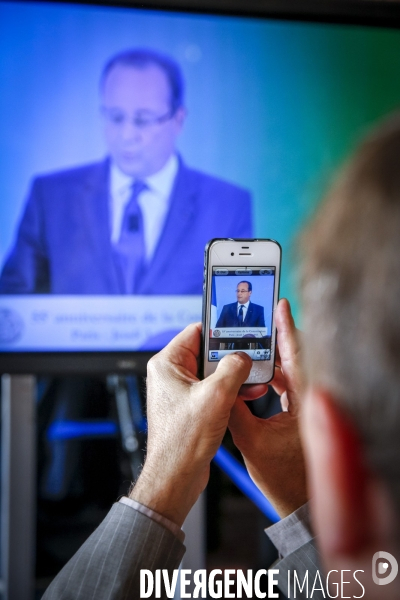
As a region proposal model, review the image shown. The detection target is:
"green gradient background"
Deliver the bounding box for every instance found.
[2,3,400,322]
[250,23,400,318]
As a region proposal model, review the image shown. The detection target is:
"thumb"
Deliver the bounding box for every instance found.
[204,352,252,406]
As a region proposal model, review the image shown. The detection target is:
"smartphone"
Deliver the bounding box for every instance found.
[202,239,281,384]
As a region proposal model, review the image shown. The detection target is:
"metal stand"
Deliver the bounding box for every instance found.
[1,375,36,600]
[107,375,142,480]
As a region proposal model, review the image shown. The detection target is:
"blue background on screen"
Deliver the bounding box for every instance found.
[2,1,400,325]
[213,275,274,332]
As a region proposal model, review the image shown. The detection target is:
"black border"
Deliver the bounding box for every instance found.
[0,350,153,375]
[14,0,400,29]
[1,0,399,374]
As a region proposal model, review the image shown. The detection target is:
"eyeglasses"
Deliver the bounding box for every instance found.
[101,107,174,129]
[236,288,249,293]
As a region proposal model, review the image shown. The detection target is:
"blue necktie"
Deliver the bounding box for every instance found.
[114,180,147,294]
[238,304,244,326]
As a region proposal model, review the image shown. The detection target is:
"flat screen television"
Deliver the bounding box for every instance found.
[1,0,400,373]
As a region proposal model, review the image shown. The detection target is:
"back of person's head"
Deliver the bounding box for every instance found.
[301,113,400,510]
[100,48,185,113]
[298,113,400,597]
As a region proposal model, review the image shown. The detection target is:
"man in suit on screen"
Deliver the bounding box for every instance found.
[0,48,253,505]
[0,48,252,295]
[215,280,265,328]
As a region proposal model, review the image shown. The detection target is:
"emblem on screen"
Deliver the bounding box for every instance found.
[213,329,221,337]
[0,308,24,344]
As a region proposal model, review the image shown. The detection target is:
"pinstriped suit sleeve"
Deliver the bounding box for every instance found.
[265,503,326,599]
[265,502,327,600]
[274,539,326,599]
[42,502,185,600]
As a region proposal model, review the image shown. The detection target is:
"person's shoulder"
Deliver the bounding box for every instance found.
[179,160,251,199]
[223,302,237,310]
[251,302,265,311]
[32,159,107,187]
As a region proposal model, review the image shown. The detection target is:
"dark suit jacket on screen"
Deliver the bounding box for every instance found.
[215,301,265,328]
[0,158,252,295]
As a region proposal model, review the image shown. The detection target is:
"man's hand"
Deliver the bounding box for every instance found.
[228,298,308,518]
[131,323,267,526]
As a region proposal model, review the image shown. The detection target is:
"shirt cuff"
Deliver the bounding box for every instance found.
[265,502,313,558]
[119,497,185,544]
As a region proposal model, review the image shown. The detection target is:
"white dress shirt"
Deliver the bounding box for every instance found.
[110,154,179,260]
[118,496,311,559]
[119,496,185,543]
[237,300,250,322]
[265,502,312,558]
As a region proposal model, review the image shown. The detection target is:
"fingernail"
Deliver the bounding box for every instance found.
[233,351,251,361]
[282,298,291,313]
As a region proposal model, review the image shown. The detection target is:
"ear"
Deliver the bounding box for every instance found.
[173,106,186,130]
[301,387,373,556]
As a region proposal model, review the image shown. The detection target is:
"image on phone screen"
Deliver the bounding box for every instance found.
[208,266,276,362]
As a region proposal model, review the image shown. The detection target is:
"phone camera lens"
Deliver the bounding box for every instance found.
[231,252,234,256]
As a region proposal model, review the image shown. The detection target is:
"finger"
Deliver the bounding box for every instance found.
[274,342,282,368]
[162,322,202,358]
[275,299,298,361]
[275,299,302,411]
[275,328,303,370]
[238,383,268,401]
[204,352,252,405]
[280,391,289,412]
[275,327,302,367]
[269,367,286,396]
[156,323,202,376]
[228,396,259,449]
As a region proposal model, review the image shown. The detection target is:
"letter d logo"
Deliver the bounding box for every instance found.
[372,551,398,585]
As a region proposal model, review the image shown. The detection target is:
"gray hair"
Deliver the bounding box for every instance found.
[300,112,400,506]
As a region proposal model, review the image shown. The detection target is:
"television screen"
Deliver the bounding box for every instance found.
[1,0,400,366]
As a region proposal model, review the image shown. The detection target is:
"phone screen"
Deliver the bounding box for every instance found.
[208,266,276,362]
